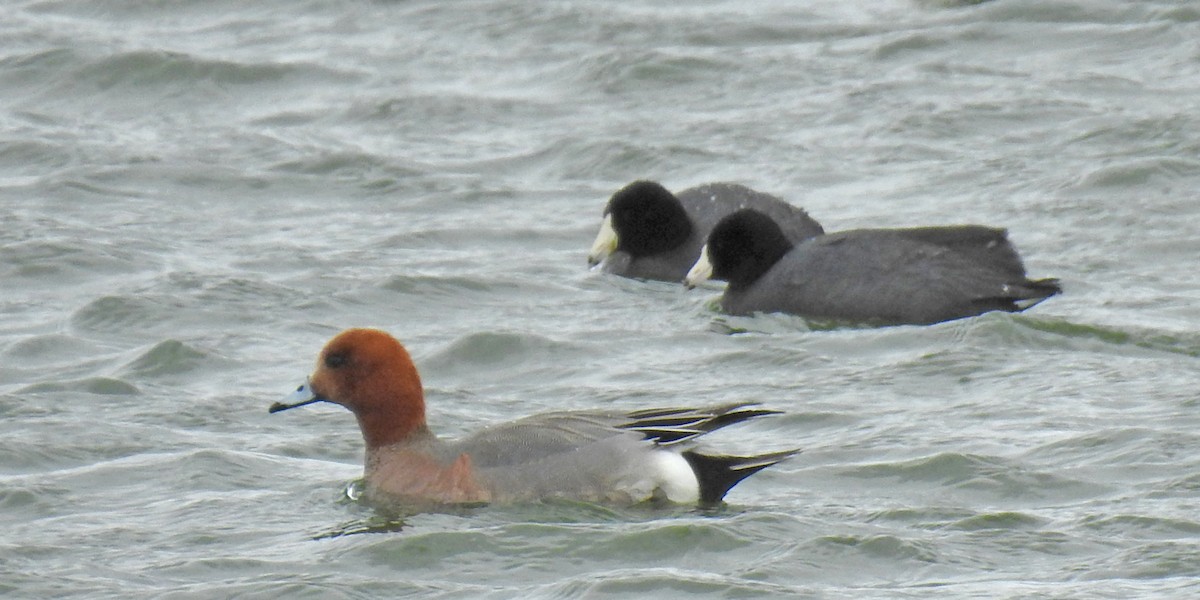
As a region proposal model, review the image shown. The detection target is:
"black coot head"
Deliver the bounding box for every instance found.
[606,180,693,257]
[707,209,794,289]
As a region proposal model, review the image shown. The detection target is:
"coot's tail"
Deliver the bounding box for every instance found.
[1012,277,1062,311]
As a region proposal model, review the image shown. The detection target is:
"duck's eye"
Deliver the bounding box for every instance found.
[325,351,349,369]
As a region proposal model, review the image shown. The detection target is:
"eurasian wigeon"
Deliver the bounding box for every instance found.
[685,208,1062,325]
[271,328,798,508]
[587,180,824,282]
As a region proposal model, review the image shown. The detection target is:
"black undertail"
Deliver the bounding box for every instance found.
[682,449,801,505]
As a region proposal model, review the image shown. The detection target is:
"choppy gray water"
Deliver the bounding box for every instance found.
[3,0,1200,597]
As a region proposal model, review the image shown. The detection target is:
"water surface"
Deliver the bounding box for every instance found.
[3,0,1200,597]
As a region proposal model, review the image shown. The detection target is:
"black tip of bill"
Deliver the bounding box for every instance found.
[268,398,320,413]
[268,396,323,413]
[269,380,324,414]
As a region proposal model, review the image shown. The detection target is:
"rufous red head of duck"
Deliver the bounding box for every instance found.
[270,328,429,449]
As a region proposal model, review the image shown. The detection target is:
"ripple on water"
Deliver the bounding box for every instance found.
[0,139,76,184]
[117,339,234,381]
[1023,428,1152,464]
[779,532,945,587]
[1079,514,1200,541]
[1149,473,1200,499]
[460,136,692,182]
[8,448,317,504]
[70,295,170,335]
[0,483,71,521]
[567,48,742,96]
[267,149,423,182]
[337,509,780,594]
[564,520,753,562]
[17,376,139,396]
[420,331,586,380]
[71,285,286,338]
[971,0,1147,24]
[378,273,495,297]
[997,318,1200,358]
[187,274,302,313]
[547,569,799,598]
[354,528,503,572]
[946,511,1047,532]
[39,48,362,102]
[864,506,1048,533]
[0,0,1197,596]
[1074,156,1200,190]
[871,26,982,62]
[848,452,1000,483]
[0,333,108,367]
[156,448,307,493]
[1025,428,1200,471]
[843,452,1110,504]
[1084,541,1200,581]
[0,416,156,474]
[811,533,939,562]
[0,239,152,287]
[1155,5,1200,22]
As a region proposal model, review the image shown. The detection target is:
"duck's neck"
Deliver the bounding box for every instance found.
[356,409,429,450]
[353,361,429,450]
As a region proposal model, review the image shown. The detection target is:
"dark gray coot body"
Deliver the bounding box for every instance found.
[700,209,1062,325]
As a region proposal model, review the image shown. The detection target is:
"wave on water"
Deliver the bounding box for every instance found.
[3,0,1200,597]
[421,330,586,376]
[6,46,362,110]
[18,376,139,396]
[840,451,1109,504]
[118,339,236,381]
[1014,318,1200,358]
[0,238,156,285]
[72,49,358,90]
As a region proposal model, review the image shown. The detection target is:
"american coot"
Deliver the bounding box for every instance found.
[685,209,1062,326]
[588,180,824,282]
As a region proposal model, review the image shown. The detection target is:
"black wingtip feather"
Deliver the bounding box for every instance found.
[619,402,779,445]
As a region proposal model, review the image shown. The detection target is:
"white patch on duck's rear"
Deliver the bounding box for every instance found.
[648,449,699,503]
